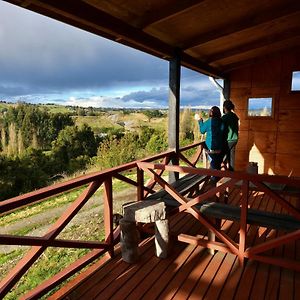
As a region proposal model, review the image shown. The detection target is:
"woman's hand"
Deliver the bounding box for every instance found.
[194,114,202,121]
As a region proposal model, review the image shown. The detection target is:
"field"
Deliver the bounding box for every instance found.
[73,111,167,133]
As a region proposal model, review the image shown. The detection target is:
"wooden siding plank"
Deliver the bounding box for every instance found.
[274,154,300,176]
[248,131,277,153]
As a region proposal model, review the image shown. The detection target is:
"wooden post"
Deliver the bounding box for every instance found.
[223,77,230,101]
[137,168,144,201]
[239,180,249,266]
[168,49,181,183]
[104,178,114,257]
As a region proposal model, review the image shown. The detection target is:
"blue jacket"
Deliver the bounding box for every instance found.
[199,118,224,151]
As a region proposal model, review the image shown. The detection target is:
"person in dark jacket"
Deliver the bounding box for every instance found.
[195,106,225,173]
[222,100,239,171]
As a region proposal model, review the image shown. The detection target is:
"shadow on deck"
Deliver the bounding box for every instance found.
[51,188,300,300]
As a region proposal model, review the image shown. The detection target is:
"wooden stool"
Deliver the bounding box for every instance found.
[120,200,169,263]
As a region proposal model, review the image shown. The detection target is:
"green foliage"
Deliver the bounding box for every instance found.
[0,150,50,200]
[138,126,155,148]
[0,103,171,200]
[180,107,194,142]
[96,133,140,169]
[1,103,74,152]
[145,131,168,154]
[51,124,97,173]
[142,109,164,121]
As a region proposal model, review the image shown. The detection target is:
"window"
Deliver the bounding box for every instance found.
[247,97,273,117]
[291,71,300,91]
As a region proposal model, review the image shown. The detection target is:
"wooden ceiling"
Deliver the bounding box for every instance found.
[5,0,300,78]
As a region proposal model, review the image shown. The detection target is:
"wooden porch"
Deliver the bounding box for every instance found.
[52,187,300,300]
[1,142,300,299]
[2,1,300,298]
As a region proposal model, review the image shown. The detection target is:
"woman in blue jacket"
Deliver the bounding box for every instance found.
[195,106,225,173]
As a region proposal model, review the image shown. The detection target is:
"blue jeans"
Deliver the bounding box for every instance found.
[207,152,223,182]
[226,140,238,171]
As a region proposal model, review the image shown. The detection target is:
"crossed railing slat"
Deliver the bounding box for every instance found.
[137,161,300,271]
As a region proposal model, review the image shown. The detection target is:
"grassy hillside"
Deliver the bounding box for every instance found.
[74,111,167,133]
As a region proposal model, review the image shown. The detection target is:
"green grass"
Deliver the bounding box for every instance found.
[2,213,106,300]
[43,104,73,114]
[0,188,84,227]
[0,249,24,265]
[74,115,121,131]
[73,112,167,133]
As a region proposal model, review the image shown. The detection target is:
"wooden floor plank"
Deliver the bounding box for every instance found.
[278,240,295,300]
[188,251,226,300]
[159,188,239,299]
[56,188,299,300]
[112,217,200,300]
[234,194,279,300]
[218,192,267,299]
[263,201,285,300]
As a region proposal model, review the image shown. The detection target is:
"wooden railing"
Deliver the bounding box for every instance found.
[137,162,300,271]
[2,140,299,298]
[0,141,205,299]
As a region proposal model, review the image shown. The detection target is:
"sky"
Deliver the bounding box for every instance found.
[0,1,221,109]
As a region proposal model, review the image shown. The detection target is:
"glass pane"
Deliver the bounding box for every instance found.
[248,97,272,117]
[291,71,300,91]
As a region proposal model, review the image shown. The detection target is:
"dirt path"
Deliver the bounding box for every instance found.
[0,188,136,254]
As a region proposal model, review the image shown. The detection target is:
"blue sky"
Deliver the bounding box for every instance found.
[0,1,221,109]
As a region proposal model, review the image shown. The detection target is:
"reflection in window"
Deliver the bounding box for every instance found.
[291,71,300,91]
[248,97,273,117]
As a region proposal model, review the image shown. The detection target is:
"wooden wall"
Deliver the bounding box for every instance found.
[229,49,300,176]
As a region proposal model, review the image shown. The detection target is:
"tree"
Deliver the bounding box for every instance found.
[96,133,140,169]
[145,131,168,154]
[180,107,194,142]
[51,124,98,172]
[143,109,164,122]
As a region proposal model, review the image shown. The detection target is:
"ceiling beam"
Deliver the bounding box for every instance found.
[138,0,205,29]
[181,53,224,78]
[205,27,300,64]
[82,0,141,27]
[182,1,300,50]
[222,44,300,74]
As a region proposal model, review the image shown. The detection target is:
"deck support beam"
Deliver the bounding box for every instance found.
[168,49,181,183]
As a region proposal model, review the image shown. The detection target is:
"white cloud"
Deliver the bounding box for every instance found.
[65,95,159,109]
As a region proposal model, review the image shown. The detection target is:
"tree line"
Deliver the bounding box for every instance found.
[0,104,172,200]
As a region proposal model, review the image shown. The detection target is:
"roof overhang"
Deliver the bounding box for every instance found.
[4,0,300,78]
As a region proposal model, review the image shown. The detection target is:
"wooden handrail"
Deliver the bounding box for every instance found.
[0,144,202,299]
[3,140,298,298]
[137,160,300,271]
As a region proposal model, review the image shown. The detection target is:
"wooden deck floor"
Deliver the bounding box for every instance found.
[52,188,300,300]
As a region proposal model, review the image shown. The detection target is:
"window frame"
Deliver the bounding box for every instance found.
[291,70,300,92]
[246,96,274,119]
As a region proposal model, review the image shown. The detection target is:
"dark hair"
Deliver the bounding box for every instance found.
[223,100,235,111]
[209,106,221,118]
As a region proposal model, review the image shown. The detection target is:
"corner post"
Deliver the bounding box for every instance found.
[223,77,230,101]
[168,49,181,183]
